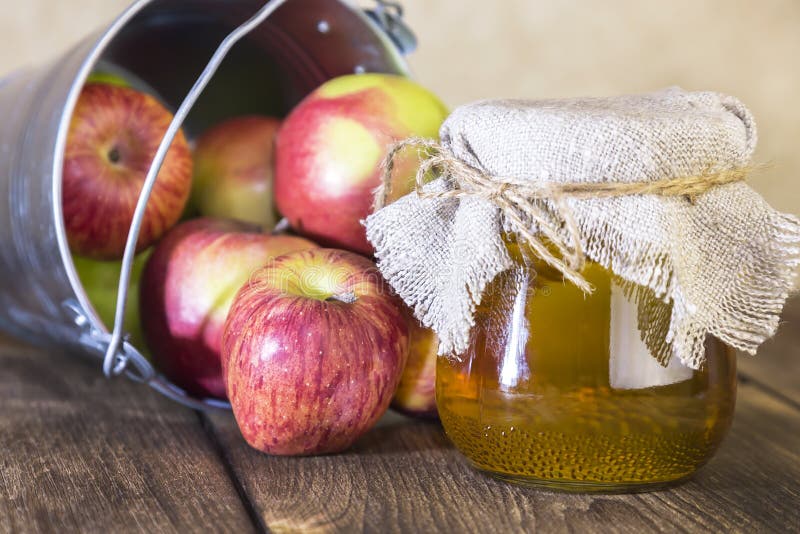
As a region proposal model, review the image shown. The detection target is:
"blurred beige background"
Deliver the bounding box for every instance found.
[0,0,798,215]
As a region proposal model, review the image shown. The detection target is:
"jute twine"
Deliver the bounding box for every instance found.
[375,137,749,292]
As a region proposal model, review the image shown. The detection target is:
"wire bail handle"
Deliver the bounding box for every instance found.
[101,0,291,378]
[365,0,417,54]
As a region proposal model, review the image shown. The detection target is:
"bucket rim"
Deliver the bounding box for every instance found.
[52,0,156,340]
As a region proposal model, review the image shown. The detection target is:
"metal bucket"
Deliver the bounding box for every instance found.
[0,0,413,409]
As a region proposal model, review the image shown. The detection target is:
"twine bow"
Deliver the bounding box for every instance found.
[375,137,749,292]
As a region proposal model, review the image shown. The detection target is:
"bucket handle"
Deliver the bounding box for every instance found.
[101,0,291,383]
[366,0,417,54]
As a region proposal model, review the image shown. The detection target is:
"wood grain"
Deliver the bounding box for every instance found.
[0,337,255,534]
[738,295,800,405]
[2,294,799,534]
[206,378,800,534]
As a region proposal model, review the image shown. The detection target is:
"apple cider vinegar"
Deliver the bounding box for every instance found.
[436,244,737,491]
[368,90,793,493]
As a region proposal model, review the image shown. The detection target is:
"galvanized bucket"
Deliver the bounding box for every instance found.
[0,0,413,410]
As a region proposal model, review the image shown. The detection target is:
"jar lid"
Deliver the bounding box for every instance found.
[367,87,799,369]
[440,87,756,186]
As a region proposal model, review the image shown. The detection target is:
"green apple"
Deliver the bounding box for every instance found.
[86,71,130,88]
[73,250,151,354]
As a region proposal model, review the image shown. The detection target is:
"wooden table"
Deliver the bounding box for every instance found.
[1,300,798,534]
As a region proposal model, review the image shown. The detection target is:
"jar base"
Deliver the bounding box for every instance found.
[476,466,693,494]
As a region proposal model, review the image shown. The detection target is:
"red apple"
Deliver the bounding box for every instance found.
[63,83,193,260]
[191,116,281,228]
[274,73,448,255]
[140,218,317,399]
[222,248,409,455]
[392,311,439,418]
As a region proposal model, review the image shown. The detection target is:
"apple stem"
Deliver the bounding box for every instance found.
[108,146,121,164]
[327,292,358,304]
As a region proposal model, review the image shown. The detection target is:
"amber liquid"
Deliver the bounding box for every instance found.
[437,253,737,491]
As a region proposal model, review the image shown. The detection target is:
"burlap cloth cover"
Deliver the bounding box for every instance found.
[365,87,800,369]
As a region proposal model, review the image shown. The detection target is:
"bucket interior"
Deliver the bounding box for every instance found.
[60,0,408,360]
[95,0,408,135]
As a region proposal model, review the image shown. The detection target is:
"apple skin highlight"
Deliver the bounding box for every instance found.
[222,248,409,455]
[140,218,317,399]
[62,83,193,260]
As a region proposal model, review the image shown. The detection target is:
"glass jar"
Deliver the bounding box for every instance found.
[436,240,737,492]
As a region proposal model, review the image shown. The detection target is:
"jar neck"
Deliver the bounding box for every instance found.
[502,233,582,284]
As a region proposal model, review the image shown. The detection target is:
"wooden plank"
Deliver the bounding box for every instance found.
[0,337,256,534]
[738,295,800,405]
[207,379,800,533]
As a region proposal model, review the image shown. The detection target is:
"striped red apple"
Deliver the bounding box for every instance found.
[63,83,192,260]
[140,218,317,399]
[274,73,448,255]
[222,248,409,455]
